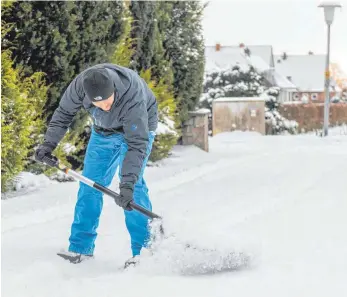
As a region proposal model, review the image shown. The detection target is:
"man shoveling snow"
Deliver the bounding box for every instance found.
[35,63,158,267]
[34,63,250,274]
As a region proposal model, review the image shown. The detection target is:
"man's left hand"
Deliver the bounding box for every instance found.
[117,183,134,211]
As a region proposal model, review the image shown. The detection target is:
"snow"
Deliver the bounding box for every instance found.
[2,172,56,199]
[204,45,273,74]
[163,116,175,130]
[155,122,177,135]
[267,69,297,89]
[192,108,211,114]
[245,55,271,72]
[318,1,342,7]
[274,54,338,92]
[282,100,304,105]
[214,97,265,102]
[2,130,347,297]
[3,171,75,200]
[204,46,252,74]
[199,65,268,107]
[301,94,309,103]
[155,115,177,136]
[62,143,77,154]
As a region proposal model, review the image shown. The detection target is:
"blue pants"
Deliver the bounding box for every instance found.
[68,128,155,256]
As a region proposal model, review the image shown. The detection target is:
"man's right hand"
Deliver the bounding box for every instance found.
[34,143,57,165]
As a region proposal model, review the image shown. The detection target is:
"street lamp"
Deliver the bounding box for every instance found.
[318,1,342,136]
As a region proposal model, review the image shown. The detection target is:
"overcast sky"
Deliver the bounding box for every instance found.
[202,0,347,74]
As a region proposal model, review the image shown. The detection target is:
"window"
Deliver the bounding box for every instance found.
[311,93,318,101]
[293,93,300,100]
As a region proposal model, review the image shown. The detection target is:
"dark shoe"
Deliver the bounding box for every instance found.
[124,255,140,269]
[57,250,93,264]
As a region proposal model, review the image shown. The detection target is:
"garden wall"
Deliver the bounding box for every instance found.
[279,103,347,132]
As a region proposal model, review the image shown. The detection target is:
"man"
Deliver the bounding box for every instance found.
[35,63,158,266]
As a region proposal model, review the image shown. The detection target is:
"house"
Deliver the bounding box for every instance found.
[274,53,339,103]
[205,44,344,103]
[205,44,298,103]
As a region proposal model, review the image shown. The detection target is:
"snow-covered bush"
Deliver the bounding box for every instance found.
[199,64,265,109]
[199,65,298,135]
[262,87,298,134]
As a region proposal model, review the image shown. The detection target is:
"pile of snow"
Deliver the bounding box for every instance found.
[134,228,250,276]
[49,170,76,182]
[3,172,56,199]
[305,124,347,136]
[14,172,54,191]
[3,170,76,199]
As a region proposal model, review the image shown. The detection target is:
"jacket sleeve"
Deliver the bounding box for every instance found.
[44,76,84,147]
[121,99,149,187]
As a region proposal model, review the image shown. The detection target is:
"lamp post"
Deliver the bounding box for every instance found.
[318,1,342,136]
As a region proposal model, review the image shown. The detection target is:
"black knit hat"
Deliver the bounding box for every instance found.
[82,67,114,102]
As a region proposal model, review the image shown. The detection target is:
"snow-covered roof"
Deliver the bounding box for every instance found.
[266,69,298,90]
[205,45,275,67]
[245,45,275,68]
[205,45,275,73]
[274,54,337,92]
[205,45,297,91]
[205,46,249,72]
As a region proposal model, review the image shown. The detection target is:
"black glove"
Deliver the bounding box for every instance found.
[117,183,134,211]
[34,142,58,166]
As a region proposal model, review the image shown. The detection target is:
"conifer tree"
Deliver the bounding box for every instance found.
[2,1,125,118]
[111,3,178,161]
[1,50,48,192]
[2,1,78,115]
[129,1,156,71]
[163,1,206,123]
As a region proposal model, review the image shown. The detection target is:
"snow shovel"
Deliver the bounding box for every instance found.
[41,156,162,220]
[39,156,251,275]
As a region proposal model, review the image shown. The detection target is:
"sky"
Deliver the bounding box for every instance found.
[202,0,347,74]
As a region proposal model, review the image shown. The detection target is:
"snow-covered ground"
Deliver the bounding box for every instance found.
[2,128,347,297]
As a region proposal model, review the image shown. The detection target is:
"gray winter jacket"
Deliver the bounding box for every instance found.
[44,63,158,186]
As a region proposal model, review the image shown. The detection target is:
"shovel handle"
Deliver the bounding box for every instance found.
[93,182,162,220]
[40,157,162,220]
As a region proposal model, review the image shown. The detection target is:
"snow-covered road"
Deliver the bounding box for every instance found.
[2,130,347,297]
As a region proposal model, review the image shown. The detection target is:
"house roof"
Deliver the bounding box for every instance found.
[244,45,275,68]
[204,46,249,72]
[274,54,336,92]
[205,45,275,72]
[205,44,296,89]
[266,69,297,90]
